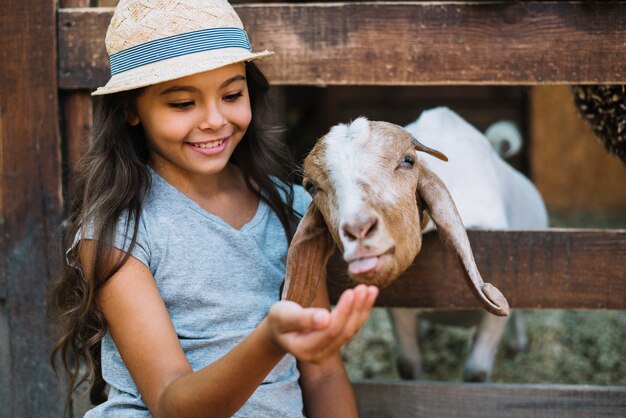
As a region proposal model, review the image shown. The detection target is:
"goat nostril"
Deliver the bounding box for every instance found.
[365,219,378,238]
[342,224,358,241]
[342,217,379,241]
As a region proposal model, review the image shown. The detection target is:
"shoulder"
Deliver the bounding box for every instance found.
[269,176,311,216]
[291,184,312,217]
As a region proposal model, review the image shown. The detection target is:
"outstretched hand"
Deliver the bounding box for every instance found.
[267,285,378,363]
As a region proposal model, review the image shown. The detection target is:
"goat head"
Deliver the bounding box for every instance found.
[282,118,509,317]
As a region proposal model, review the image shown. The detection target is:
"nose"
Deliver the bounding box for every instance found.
[341,215,379,241]
[199,102,226,131]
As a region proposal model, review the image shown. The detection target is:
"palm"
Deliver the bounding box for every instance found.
[268,286,378,363]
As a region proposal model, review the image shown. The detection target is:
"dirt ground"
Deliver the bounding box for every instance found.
[342,309,626,385]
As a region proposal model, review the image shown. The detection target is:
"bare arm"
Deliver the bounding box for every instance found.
[298,279,378,418]
[92,244,286,418]
[84,242,377,418]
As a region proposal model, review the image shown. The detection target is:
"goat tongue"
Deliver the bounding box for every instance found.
[348,256,379,275]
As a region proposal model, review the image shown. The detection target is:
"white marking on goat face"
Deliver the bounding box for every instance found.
[323,118,399,227]
[304,119,423,287]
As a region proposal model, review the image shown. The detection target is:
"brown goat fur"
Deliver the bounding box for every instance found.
[283,118,509,317]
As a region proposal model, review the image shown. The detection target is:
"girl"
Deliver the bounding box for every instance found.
[51,0,378,417]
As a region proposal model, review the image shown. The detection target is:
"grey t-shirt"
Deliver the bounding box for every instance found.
[78,169,311,417]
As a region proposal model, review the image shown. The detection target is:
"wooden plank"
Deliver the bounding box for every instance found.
[60,4,94,418]
[352,381,626,418]
[58,2,626,89]
[0,0,64,415]
[327,229,626,310]
[61,91,92,173]
[61,0,93,6]
[60,0,93,192]
[58,7,111,90]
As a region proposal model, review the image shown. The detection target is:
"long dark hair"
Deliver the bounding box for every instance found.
[50,61,298,410]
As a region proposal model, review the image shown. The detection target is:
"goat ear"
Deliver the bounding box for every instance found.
[411,135,448,162]
[415,165,510,317]
[282,204,335,307]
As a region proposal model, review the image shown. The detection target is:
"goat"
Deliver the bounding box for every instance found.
[282,107,513,321]
[391,108,548,381]
[283,108,546,380]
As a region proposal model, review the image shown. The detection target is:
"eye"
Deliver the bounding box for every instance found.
[398,155,415,169]
[168,101,194,110]
[224,92,243,102]
[303,179,317,196]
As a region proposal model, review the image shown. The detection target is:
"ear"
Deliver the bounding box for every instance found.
[415,165,510,317]
[282,204,336,307]
[411,135,448,162]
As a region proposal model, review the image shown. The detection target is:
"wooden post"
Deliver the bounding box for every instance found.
[60,0,95,177]
[61,90,94,173]
[0,0,64,416]
[60,2,97,416]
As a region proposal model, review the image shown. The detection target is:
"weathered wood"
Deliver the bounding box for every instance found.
[60,2,94,176]
[61,0,94,6]
[58,2,626,89]
[0,0,64,415]
[59,4,93,415]
[58,7,111,90]
[60,88,93,173]
[353,380,626,418]
[327,229,626,310]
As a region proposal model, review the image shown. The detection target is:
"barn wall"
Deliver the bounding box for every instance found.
[530,86,626,213]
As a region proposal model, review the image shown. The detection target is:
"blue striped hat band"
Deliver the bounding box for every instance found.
[109,27,252,76]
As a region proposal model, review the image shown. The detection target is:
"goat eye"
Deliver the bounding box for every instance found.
[399,155,415,168]
[303,180,317,195]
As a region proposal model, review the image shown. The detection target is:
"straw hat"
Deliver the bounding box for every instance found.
[92,0,273,96]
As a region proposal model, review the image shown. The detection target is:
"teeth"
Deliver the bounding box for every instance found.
[191,139,223,149]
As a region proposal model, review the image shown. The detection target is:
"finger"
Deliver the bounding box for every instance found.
[318,286,378,357]
[340,285,372,330]
[287,289,356,350]
[346,286,378,333]
[354,285,378,315]
[325,288,357,334]
[270,301,330,333]
[368,285,379,304]
[309,286,366,357]
[280,288,373,360]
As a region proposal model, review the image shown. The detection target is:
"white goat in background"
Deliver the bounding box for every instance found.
[282,107,547,382]
[391,108,548,381]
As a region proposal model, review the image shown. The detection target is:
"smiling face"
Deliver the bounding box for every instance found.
[128,63,252,185]
[302,118,424,287]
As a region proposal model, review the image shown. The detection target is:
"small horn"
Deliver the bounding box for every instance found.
[411,135,449,162]
[416,165,510,316]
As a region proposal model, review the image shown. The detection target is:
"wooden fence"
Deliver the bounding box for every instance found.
[1,1,625,416]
